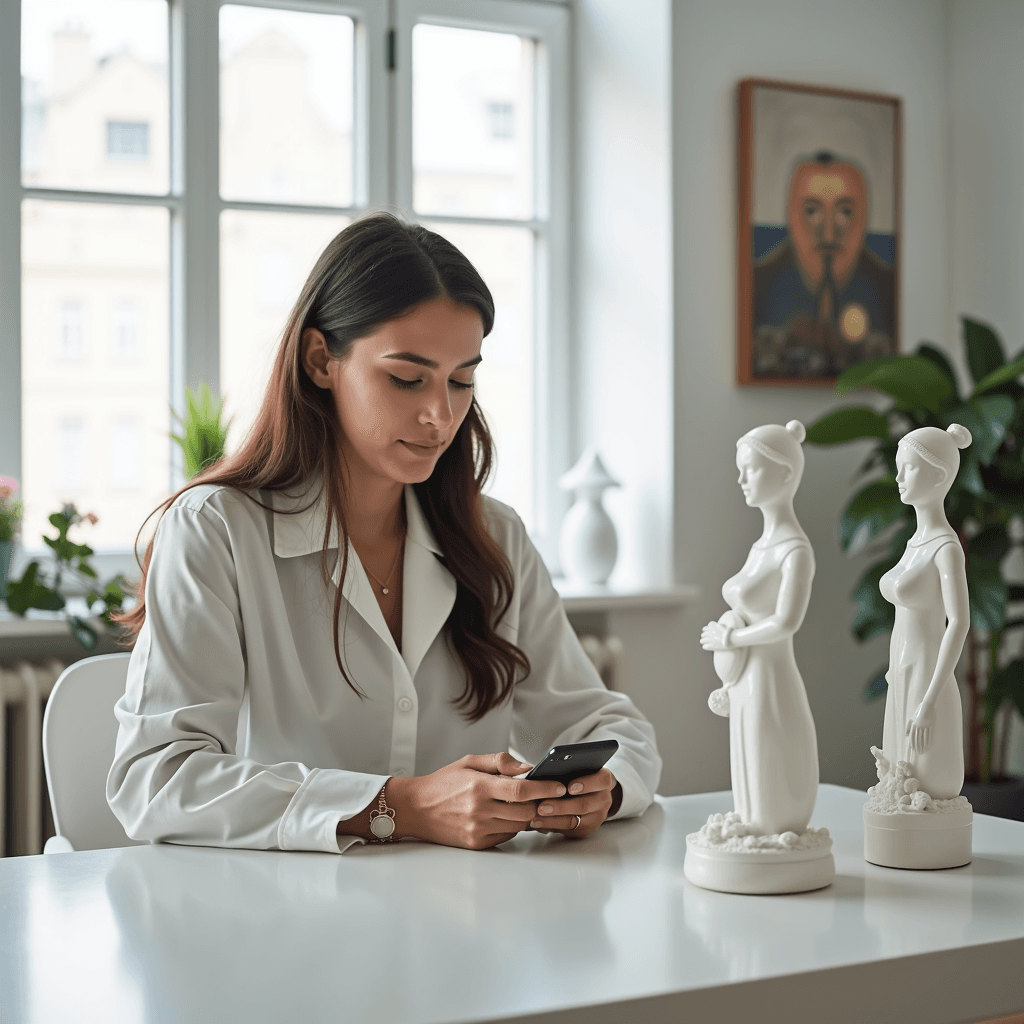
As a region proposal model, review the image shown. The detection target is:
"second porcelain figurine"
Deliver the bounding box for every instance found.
[687,420,834,894]
[863,424,974,869]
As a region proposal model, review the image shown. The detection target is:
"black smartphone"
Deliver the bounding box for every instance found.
[523,739,618,786]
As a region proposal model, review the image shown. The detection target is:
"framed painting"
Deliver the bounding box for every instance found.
[737,78,901,386]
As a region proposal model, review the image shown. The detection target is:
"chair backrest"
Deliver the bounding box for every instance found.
[42,653,146,851]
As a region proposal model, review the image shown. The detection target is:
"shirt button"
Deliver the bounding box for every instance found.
[397,697,413,712]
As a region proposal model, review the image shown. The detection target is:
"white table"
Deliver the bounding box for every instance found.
[1,785,1022,1024]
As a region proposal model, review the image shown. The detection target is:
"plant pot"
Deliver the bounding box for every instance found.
[0,538,13,603]
[960,776,1024,821]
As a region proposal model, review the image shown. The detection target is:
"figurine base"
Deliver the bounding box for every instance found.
[863,804,973,870]
[683,837,835,894]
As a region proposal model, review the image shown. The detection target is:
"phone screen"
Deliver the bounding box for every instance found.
[523,740,618,785]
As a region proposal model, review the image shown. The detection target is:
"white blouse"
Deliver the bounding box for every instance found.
[106,474,662,854]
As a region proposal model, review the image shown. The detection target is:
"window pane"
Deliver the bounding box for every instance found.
[21,0,169,195]
[413,25,535,220]
[21,200,170,551]
[424,222,535,530]
[220,6,354,207]
[221,210,349,452]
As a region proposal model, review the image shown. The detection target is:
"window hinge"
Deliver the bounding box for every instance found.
[387,29,396,72]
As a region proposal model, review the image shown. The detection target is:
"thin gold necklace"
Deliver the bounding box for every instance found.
[364,532,403,598]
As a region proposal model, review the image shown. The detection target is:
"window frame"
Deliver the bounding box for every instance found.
[0,0,570,583]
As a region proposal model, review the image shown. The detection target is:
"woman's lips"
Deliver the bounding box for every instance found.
[401,440,440,457]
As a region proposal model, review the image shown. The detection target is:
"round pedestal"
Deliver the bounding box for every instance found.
[863,804,973,870]
[683,837,835,894]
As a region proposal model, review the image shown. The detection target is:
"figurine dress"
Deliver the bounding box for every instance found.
[722,535,819,836]
[879,532,965,800]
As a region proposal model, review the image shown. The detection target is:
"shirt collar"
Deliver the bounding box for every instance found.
[270,472,443,559]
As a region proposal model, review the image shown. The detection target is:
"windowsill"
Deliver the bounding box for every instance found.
[0,583,703,640]
[552,579,701,613]
[0,598,112,639]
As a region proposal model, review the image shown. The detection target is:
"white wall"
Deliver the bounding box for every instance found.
[573,0,956,797]
[669,0,953,796]
[949,0,1024,775]
[572,0,673,591]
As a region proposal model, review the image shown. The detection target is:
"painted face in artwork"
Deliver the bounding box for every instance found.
[787,158,869,299]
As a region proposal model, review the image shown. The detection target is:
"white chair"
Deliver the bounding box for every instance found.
[41,652,146,853]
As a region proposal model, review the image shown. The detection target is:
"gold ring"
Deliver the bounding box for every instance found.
[571,814,582,831]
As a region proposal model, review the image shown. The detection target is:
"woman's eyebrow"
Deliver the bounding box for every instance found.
[382,351,482,370]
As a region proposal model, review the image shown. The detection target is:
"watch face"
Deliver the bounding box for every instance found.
[370,814,395,839]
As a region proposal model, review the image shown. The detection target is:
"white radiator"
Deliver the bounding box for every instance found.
[0,659,66,857]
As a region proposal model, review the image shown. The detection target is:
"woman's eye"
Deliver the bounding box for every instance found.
[388,374,474,392]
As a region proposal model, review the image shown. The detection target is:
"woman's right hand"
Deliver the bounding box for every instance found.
[387,753,568,850]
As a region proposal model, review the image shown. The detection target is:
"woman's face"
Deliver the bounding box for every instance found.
[302,295,483,488]
[736,443,791,507]
[895,444,946,505]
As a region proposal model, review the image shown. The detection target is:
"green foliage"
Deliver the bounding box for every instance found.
[806,316,1024,781]
[3,504,131,649]
[170,382,233,479]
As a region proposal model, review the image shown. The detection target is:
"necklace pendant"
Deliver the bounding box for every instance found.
[382,587,389,595]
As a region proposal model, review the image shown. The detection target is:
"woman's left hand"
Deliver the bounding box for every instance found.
[529,769,620,840]
[905,702,933,754]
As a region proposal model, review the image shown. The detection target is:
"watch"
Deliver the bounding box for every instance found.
[368,781,397,842]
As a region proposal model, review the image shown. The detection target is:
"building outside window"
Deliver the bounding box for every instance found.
[3,0,569,573]
[106,120,150,161]
[57,299,86,359]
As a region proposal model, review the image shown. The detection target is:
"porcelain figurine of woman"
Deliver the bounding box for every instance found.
[700,419,819,837]
[863,424,974,870]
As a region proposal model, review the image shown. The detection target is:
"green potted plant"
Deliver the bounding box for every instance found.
[5,503,131,648]
[170,382,233,480]
[806,317,1024,820]
[0,475,24,602]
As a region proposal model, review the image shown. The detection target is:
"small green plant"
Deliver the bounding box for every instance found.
[5,504,131,649]
[0,475,23,542]
[806,317,1024,784]
[171,382,233,479]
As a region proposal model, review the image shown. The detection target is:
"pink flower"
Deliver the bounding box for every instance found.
[0,476,18,501]
[83,512,99,525]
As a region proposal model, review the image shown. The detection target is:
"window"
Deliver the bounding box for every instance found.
[487,100,515,140]
[112,301,141,361]
[57,418,87,492]
[106,121,150,161]
[109,418,143,490]
[57,300,86,359]
[3,0,569,571]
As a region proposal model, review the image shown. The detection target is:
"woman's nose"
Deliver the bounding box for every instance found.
[420,384,454,427]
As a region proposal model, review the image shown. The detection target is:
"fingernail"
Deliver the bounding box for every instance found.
[539,804,553,815]
[555,785,566,796]
[570,783,583,794]
[530,819,542,828]
[520,762,533,769]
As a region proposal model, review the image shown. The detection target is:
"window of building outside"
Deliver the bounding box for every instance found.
[7,0,568,584]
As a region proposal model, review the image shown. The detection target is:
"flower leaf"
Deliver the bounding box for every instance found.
[962,317,1006,385]
[805,406,890,445]
[836,355,956,413]
[840,477,907,553]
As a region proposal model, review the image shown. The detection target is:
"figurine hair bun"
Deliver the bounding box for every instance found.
[785,420,806,443]
[946,423,972,449]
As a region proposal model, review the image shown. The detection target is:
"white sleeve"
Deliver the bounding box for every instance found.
[105,501,387,854]
[507,512,662,819]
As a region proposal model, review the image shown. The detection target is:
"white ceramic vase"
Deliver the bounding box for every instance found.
[558,447,620,586]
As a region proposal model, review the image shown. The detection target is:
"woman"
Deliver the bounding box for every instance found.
[879,424,972,799]
[107,213,661,854]
[699,421,818,837]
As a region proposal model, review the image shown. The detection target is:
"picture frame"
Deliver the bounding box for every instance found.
[737,78,902,386]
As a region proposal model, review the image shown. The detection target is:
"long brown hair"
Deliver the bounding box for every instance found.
[112,212,531,722]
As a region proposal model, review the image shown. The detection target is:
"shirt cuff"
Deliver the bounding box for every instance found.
[603,755,651,821]
[278,768,391,854]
